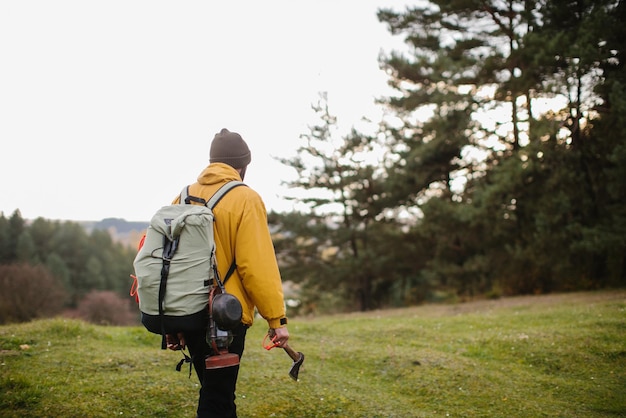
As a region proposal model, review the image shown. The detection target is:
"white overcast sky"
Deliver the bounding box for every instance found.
[1,1,410,222]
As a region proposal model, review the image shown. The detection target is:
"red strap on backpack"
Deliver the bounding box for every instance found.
[137,233,146,251]
[129,274,139,303]
[129,234,147,303]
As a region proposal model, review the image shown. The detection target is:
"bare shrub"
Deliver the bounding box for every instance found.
[76,290,138,326]
[0,263,67,324]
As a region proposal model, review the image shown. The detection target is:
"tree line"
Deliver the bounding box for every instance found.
[270,0,626,314]
[0,211,138,324]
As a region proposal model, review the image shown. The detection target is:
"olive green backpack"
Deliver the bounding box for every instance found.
[133,181,245,348]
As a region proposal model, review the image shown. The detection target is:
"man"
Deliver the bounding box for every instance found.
[166,128,290,418]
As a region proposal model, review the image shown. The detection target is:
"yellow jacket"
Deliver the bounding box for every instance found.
[172,163,287,329]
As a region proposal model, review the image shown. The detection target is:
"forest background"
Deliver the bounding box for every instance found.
[1,0,624,325]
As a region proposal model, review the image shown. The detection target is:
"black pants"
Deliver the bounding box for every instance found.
[185,323,248,418]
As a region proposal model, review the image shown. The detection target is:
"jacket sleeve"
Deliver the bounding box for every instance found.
[235,192,287,329]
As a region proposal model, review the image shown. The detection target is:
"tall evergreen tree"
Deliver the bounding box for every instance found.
[377,1,546,296]
[275,94,403,311]
[377,0,625,296]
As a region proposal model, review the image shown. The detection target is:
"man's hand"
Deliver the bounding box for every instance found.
[165,333,186,351]
[269,326,289,348]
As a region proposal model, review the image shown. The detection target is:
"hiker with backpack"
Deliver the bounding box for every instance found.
[136,128,290,418]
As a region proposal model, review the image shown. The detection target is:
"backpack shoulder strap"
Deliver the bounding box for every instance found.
[180,186,207,205]
[206,181,246,210]
[207,181,246,285]
[180,186,189,203]
[179,181,246,207]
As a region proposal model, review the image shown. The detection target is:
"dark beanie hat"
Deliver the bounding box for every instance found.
[209,128,251,168]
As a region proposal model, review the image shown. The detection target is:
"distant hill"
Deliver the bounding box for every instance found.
[93,218,149,234]
[85,218,148,248]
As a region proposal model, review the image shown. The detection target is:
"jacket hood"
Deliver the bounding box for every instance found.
[197,163,242,185]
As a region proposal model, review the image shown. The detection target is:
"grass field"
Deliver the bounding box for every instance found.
[1,290,624,417]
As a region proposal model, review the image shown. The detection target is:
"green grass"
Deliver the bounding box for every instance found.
[1,290,624,417]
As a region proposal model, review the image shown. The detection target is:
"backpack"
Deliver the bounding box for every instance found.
[132,181,245,348]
